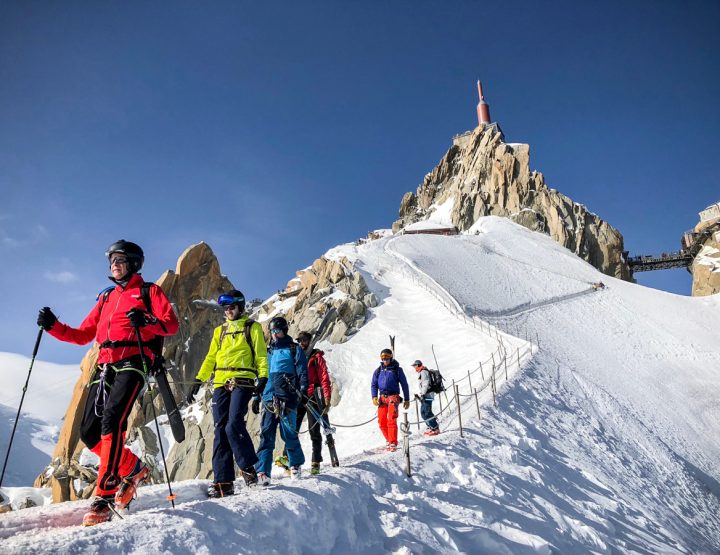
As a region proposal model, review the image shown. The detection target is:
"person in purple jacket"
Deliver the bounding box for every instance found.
[371,348,410,451]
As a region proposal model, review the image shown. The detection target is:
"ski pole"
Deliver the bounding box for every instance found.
[132,323,176,509]
[0,327,43,489]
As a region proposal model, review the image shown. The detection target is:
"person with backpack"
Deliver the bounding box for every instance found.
[36,240,179,526]
[252,316,308,485]
[276,331,333,475]
[411,360,440,436]
[370,348,410,451]
[186,289,268,497]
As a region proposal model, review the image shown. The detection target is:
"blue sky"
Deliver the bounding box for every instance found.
[1,1,718,363]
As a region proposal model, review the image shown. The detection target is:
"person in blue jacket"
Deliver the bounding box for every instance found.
[252,316,308,484]
[371,348,410,451]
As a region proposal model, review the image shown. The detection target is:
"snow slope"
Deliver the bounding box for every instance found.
[0,353,78,487]
[2,216,719,554]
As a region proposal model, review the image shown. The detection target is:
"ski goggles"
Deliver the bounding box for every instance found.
[218,294,243,306]
[109,256,129,266]
[380,355,392,361]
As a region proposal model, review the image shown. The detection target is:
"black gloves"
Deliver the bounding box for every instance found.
[186,379,202,404]
[126,308,149,328]
[254,377,268,397]
[415,394,422,401]
[251,378,267,414]
[37,307,57,331]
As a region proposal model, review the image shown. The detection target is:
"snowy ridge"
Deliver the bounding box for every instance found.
[2,216,720,553]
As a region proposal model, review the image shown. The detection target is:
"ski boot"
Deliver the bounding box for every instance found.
[207,481,235,498]
[257,472,271,486]
[386,442,398,452]
[82,496,115,526]
[241,466,258,487]
[423,428,440,436]
[115,459,150,510]
[290,465,302,480]
[310,462,321,476]
[274,455,291,476]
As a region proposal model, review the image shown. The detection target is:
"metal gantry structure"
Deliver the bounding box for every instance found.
[627,221,720,274]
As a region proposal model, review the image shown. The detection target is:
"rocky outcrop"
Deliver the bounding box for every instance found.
[258,256,377,346]
[691,218,720,296]
[36,242,235,501]
[393,125,631,280]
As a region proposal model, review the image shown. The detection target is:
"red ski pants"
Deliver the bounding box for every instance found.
[81,364,144,497]
[377,394,400,444]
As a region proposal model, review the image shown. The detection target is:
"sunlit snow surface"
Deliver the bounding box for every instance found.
[2,217,719,554]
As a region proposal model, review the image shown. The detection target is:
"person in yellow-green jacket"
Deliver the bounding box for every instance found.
[186,289,268,497]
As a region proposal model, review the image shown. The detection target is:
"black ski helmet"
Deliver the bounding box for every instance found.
[380,348,393,359]
[269,316,289,334]
[217,289,246,313]
[297,331,312,343]
[106,240,144,274]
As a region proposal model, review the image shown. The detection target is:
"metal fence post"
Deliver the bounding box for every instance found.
[415,400,420,431]
[474,387,481,420]
[491,365,497,407]
[455,384,463,438]
[403,411,411,477]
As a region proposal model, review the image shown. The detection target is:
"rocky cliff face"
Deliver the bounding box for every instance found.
[164,254,378,482]
[393,126,631,280]
[691,219,720,296]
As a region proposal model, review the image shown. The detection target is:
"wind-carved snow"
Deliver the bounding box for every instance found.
[2,216,719,553]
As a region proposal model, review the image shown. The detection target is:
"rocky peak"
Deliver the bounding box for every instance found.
[691,205,720,296]
[393,125,631,280]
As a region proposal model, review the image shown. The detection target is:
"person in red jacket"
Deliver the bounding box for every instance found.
[37,240,179,526]
[277,331,332,475]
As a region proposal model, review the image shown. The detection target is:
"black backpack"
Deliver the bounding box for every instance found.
[427,369,445,393]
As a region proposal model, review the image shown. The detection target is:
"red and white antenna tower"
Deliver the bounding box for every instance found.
[476,80,492,126]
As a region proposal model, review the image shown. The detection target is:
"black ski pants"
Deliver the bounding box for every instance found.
[286,399,324,463]
[80,362,144,496]
[211,385,258,483]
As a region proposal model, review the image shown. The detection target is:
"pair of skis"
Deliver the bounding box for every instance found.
[152,365,185,444]
[307,394,340,468]
[282,375,340,467]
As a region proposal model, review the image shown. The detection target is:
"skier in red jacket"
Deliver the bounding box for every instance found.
[37,240,179,526]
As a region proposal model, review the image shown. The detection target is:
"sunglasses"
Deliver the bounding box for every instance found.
[271,328,283,334]
[110,256,129,266]
[223,304,239,311]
